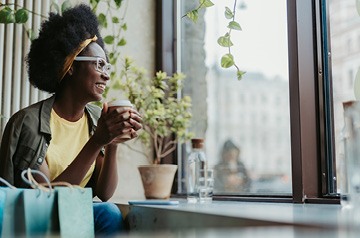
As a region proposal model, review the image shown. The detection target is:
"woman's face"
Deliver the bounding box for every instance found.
[223,149,239,162]
[71,42,110,102]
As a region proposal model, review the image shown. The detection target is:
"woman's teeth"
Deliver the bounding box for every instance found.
[96,83,105,90]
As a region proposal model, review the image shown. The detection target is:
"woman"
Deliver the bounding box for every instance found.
[0,4,142,235]
[214,139,251,193]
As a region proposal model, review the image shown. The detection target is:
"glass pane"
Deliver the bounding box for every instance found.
[180,0,291,195]
[328,0,360,197]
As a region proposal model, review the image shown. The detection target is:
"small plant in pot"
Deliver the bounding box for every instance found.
[113,57,193,199]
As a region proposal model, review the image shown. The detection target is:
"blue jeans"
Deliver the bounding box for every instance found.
[93,202,124,236]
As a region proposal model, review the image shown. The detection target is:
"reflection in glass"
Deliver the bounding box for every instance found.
[180,0,291,195]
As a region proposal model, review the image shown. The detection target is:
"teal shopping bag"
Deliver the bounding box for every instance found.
[14,169,95,237]
[0,169,58,237]
[0,187,57,237]
[22,188,57,236]
[1,188,25,237]
[56,186,94,238]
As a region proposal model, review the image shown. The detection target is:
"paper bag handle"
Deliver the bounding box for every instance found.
[0,177,16,189]
[21,168,52,193]
[40,181,86,194]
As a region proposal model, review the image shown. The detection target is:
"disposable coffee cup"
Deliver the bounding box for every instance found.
[108,99,133,114]
[107,99,133,139]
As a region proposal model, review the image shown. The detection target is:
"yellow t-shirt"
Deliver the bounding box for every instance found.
[46,109,95,187]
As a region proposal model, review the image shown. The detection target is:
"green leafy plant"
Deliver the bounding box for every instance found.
[184,0,245,80]
[184,0,214,23]
[0,3,31,23]
[0,2,42,40]
[89,0,194,163]
[113,57,194,164]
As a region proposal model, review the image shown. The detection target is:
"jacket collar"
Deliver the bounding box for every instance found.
[39,95,54,135]
[39,95,99,136]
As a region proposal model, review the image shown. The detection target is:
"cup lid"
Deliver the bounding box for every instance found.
[108,99,133,107]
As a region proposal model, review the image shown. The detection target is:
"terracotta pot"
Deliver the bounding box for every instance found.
[138,164,178,199]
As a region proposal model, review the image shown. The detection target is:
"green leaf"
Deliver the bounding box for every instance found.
[61,0,72,14]
[90,0,101,5]
[98,13,107,28]
[26,29,36,41]
[89,0,98,10]
[0,7,14,23]
[50,3,60,14]
[237,70,246,80]
[200,0,214,8]
[225,7,234,19]
[114,0,123,8]
[221,54,234,68]
[217,35,233,47]
[117,38,126,46]
[112,16,119,23]
[110,58,117,65]
[228,21,242,30]
[15,9,28,23]
[104,35,114,44]
[186,10,198,23]
[121,23,127,30]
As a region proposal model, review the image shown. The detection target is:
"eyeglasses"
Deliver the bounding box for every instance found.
[74,56,112,75]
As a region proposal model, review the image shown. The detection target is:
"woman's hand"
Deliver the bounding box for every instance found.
[110,107,142,144]
[92,102,142,145]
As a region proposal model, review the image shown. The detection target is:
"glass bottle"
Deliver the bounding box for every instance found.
[186,138,207,203]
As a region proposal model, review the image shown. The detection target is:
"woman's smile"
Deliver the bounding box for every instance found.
[95,82,106,92]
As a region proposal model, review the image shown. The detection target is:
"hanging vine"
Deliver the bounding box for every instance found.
[184,0,245,80]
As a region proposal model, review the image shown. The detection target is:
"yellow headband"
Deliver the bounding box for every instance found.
[59,35,98,81]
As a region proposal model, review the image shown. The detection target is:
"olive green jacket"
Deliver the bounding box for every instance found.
[0,95,101,187]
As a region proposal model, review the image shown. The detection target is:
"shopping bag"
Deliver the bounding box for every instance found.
[56,186,94,238]
[24,169,95,237]
[21,168,57,236]
[0,169,57,237]
[1,188,25,237]
[2,169,95,237]
[22,187,57,236]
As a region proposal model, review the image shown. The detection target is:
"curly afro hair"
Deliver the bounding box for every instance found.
[27,4,105,93]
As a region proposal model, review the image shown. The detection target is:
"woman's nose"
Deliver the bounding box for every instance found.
[101,72,110,81]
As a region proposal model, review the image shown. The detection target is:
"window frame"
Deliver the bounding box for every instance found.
[157,0,340,204]
[288,0,322,203]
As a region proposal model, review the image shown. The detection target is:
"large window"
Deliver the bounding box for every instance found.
[158,0,340,203]
[180,0,291,196]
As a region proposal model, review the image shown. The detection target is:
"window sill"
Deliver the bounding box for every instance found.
[118,199,352,232]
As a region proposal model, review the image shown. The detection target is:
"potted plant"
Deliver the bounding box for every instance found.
[112,57,193,199]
